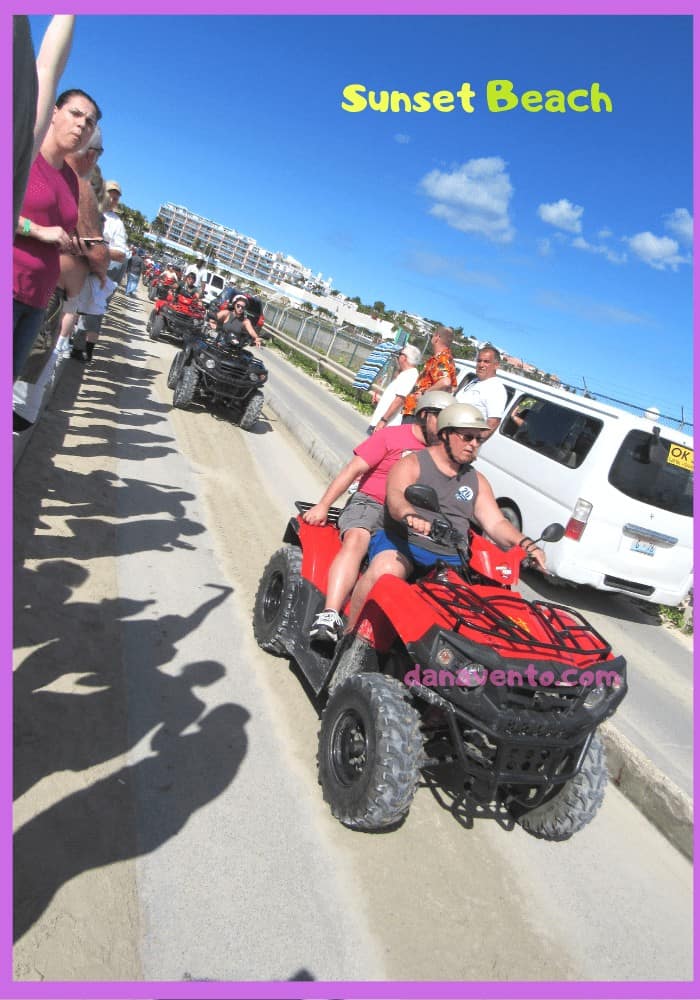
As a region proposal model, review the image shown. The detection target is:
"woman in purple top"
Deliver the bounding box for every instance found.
[13,88,101,379]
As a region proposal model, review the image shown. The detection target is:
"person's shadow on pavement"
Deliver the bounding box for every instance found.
[14,700,250,942]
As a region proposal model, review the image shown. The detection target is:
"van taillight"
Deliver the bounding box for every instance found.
[565,498,593,541]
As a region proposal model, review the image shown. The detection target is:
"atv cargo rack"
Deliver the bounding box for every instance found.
[417,576,612,664]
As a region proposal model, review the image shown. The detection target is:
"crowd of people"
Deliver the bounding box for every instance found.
[12,16,133,432]
[11,16,187,433]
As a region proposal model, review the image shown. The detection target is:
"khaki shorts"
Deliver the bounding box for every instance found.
[337,492,384,537]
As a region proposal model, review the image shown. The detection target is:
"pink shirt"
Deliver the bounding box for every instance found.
[355,424,426,503]
[13,153,79,309]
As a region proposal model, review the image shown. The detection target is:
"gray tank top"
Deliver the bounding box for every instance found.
[388,449,479,555]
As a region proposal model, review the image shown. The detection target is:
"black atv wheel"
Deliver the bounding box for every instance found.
[172,363,199,409]
[239,390,264,431]
[167,350,186,389]
[513,732,607,841]
[146,310,154,333]
[150,313,165,341]
[318,673,423,830]
[252,545,301,655]
[328,636,378,694]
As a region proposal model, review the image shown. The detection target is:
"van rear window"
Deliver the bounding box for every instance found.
[501,395,602,469]
[609,430,693,517]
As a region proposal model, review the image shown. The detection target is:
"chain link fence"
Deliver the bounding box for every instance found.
[264,302,388,376]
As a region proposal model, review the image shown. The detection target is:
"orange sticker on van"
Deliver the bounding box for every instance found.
[667,445,693,471]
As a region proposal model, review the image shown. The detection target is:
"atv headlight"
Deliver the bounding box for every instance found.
[457,663,486,688]
[433,639,485,689]
[249,371,260,382]
[204,358,215,370]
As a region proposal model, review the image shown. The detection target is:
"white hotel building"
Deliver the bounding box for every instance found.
[153,202,332,296]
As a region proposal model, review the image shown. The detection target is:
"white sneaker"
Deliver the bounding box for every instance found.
[309,609,344,646]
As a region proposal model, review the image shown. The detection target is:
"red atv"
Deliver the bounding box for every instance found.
[253,486,627,840]
[147,271,174,301]
[147,289,205,345]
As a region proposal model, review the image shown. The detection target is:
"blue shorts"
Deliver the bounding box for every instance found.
[368,530,462,568]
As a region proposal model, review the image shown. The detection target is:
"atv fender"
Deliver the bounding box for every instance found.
[282,516,301,545]
[285,515,342,596]
[352,573,454,652]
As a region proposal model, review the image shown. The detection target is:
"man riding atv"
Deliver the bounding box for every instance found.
[147,270,205,343]
[253,401,627,839]
[346,403,547,628]
[177,271,201,300]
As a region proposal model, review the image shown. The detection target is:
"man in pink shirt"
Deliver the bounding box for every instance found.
[303,390,455,648]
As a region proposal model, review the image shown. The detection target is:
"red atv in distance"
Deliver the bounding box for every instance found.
[146,288,206,345]
[147,271,175,301]
[253,486,627,840]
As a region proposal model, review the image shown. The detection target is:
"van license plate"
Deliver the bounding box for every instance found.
[631,539,655,556]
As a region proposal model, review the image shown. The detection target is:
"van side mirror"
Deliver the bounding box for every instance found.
[539,523,565,544]
[405,484,440,512]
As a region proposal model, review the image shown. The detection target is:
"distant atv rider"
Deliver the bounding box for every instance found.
[177,271,200,299]
[216,293,262,349]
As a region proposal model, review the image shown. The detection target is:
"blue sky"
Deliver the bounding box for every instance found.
[27,13,694,424]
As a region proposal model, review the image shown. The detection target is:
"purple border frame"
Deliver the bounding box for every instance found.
[4,4,697,1000]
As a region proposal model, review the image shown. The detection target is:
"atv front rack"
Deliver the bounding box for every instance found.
[417,576,612,664]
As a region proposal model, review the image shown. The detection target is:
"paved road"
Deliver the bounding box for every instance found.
[261,347,694,795]
[12,292,692,984]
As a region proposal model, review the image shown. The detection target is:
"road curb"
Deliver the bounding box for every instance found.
[265,378,694,860]
[266,379,347,483]
[601,722,693,860]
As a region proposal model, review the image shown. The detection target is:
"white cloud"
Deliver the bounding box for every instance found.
[597,227,613,240]
[571,235,626,265]
[394,133,411,144]
[537,238,551,256]
[419,157,514,244]
[537,198,584,234]
[664,207,693,244]
[625,231,687,271]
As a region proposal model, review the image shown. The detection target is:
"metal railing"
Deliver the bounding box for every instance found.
[263,302,383,380]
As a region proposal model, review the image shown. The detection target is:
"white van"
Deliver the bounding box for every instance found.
[455,363,693,606]
[201,271,226,304]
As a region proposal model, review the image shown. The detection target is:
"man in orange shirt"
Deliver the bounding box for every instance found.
[402,326,457,421]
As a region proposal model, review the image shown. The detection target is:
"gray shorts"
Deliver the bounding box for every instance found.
[75,312,104,334]
[337,492,384,537]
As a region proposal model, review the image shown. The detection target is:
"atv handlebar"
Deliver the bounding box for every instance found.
[403,484,562,585]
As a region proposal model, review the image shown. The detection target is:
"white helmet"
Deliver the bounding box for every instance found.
[437,403,489,434]
[415,390,455,415]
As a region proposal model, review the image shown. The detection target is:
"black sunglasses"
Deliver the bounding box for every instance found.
[450,429,483,442]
